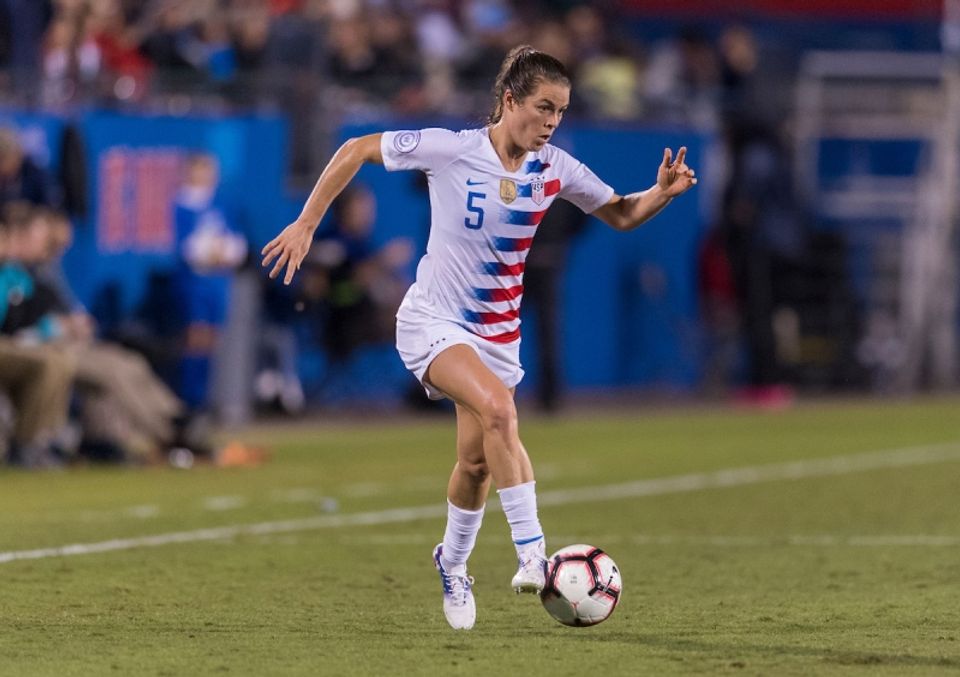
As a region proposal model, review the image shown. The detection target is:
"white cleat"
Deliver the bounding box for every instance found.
[433,544,476,630]
[511,542,547,594]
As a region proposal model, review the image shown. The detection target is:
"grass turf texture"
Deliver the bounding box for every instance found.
[1,397,959,676]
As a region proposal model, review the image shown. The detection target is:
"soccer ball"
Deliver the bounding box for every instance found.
[540,544,622,627]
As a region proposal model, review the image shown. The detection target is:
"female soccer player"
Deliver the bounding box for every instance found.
[261,46,697,630]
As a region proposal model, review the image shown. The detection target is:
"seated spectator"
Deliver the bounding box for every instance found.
[180,15,238,83]
[577,41,644,120]
[644,25,720,123]
[0,203,65,341]
[0,0,53,89]
[41,12,103,107]
[231,2,271,72]
[0,209,75,467]
[2,202,212,464]
[88,0,154,99]
[0,127,54,208]
[138,0,199,75]
[326,15,383,96]
[0,338,74,468]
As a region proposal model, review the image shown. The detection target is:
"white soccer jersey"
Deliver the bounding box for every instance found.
[381,127,614,344]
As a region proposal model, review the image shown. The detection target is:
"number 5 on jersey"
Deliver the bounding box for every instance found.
[465,191,485,230]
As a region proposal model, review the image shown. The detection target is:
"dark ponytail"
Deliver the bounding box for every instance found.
[487,45,571,125]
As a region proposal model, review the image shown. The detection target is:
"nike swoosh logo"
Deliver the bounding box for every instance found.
[466,179,485,185]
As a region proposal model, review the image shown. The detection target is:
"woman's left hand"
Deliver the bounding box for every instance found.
[657,146,698,197]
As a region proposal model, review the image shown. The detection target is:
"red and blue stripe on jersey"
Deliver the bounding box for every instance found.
[499,206,547,226]
[461,173,562,343]
[493,236,534,252]
[481,261,525,276]
[472,284,524,302]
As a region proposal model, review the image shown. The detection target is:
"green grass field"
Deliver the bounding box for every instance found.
[1,397,959,676]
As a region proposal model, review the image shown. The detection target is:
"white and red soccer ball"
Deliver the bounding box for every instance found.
[540,544,622,627]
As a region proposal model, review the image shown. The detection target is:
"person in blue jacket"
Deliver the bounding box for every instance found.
[172,153,247,412]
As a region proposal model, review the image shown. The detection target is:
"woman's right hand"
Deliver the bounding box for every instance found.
[261,220,315,285]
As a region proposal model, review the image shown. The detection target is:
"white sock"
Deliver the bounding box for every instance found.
[440,501,485,572]
[497,481,544,557]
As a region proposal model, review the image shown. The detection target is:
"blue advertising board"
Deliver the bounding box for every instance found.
[58,111,287,313]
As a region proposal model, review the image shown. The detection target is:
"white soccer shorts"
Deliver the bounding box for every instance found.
[395,303,524,400]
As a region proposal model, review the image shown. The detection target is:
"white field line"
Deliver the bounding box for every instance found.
[535,441,960,507]
[330,533,960,548]
[626,533,960,547]
[1,442,959,565]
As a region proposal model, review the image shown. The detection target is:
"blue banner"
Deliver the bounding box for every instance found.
[58,111,287,313]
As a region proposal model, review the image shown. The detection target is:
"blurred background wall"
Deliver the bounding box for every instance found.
[0,0,956,423]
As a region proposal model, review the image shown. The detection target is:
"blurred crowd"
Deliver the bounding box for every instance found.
[0,117,415,468]
[0,199,208,468]
[0,1,876,467]
[0,127,248,468]
[0,0,770,125]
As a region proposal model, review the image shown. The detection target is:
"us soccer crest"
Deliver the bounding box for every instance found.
[531,177,545,205]
[500,179,517,204]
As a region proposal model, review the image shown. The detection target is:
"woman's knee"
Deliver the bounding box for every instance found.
[459,458,490,484]
[478,392,517,435]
